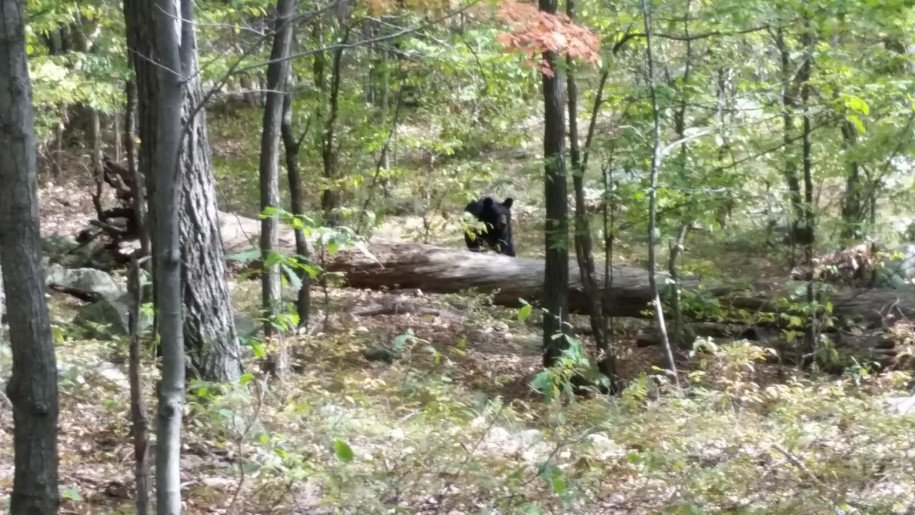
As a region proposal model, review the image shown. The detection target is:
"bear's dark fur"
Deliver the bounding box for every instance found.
[463,197,515,257]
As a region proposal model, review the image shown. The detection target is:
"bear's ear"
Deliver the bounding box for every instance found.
[502,198,514,208]
[483,197,494,207]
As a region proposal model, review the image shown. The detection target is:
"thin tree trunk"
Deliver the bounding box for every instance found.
[378,42,392,197]
[151,0,189,510]
[602,163,616,353]
[840,121,864,239]
[54,118,64,178]
[641,0,680,387]
[281,90,313,330]
[0,1,60,510]
[91,108,105,219]
[566,0,614,384]
[799,18,818,353]
[124,79,150,256]
[668,223,691,347]
[320,30,349,225]
[358,90,403,235]
[775,28,805,262]
[127,257,150,515]
[669,0,693,349]
[259,0,297,372]
[114,112,122,163]
[539,0,569,368]
[0,262,4,341]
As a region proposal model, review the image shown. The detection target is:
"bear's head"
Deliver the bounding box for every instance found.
[465,196,515,256]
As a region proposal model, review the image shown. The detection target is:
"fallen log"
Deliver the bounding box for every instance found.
[218,212,915,328]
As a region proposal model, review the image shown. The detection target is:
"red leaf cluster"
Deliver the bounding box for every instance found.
[496,0,601,77]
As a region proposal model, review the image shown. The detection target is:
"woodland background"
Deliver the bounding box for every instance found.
[0,0,914,512]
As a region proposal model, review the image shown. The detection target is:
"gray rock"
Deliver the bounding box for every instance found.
[73,293,152,338]
[44,235,119,271]
[891,244,915,277]
[42,235,80,262]
[96,362,129,389]
[874,243,915,290]
[362,346,398,363]
[234,312,260,340]
[46,264,124,302]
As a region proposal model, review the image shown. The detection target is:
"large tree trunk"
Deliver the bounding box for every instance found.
[538,0,570,367]
[0,0,60,511]
[259,0,297,372]
[125,0,240,381]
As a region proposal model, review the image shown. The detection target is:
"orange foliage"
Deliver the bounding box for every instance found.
[496,0,601,76]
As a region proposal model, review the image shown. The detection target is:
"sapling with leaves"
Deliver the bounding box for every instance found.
[640,0,680,388]
[281,84,314,330]
[258,0,298,374]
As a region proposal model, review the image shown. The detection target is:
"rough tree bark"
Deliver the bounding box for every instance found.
[0,1,60,511]
[539,0,570,367]
[124,0,240,381]
[259,0,297,372]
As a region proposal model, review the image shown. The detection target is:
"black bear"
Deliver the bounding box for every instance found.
[463,196,515,257]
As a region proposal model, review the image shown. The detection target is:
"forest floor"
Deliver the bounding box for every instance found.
[0,171,913,513]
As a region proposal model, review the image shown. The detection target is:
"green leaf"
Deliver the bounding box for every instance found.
[281,263,303,290]
[226,247,260,264]
[843,95,870,115]
[848,114,866,134]
[392,329,414,351]
[333,439,355,462]
[247,339,266,359]
[538,460,567,495]
[518,302,533,323]
[61,485,83,502]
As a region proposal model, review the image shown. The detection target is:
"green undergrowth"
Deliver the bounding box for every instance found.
[5,312,913,514]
